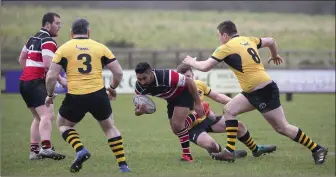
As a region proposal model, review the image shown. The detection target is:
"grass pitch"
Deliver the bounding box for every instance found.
[1,93,335,176]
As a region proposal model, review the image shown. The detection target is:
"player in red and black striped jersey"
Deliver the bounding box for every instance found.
[18,12,66,160]
[134,62,205,162]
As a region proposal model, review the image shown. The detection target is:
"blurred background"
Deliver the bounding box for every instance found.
[0,1,335,93]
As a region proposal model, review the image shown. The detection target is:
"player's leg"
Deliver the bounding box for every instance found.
[212,93,255,162]
[90,88,130,172]
[210,117,276,156]
[57,93,89,172]
[170,106,193,162]
[263,106,327,164]
[257,81,326,164]
[28,108,41,160]
[19,79,64,160]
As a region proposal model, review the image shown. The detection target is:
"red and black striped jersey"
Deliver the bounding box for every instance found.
[20,28,57,81]
[135,69,187,101]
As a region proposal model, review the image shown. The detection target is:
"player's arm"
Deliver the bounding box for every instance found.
[103,47,123,89]
[46,54,63,97]
[250,36,278,58]
[207,90,231,104]
[183,45,229,72]
[18,45,28,68]
[41,38,66,85]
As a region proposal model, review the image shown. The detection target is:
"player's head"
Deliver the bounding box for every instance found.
[135,62,154,87]
[71,18,90,38]
[217,20,237,44]
[176,63,194,79]
[42,12,61,37]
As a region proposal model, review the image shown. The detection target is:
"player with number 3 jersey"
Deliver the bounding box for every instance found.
[183,20,327,164]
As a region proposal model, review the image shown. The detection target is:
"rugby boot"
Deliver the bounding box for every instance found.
[39,148,66,160]
[180,154,193,162]
[312,146,328,165]
[211,149,236,162]
[70,148,91,173]
[119,164,131,172]
[252,145,277,157]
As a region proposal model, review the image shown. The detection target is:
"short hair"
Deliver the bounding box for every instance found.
[135,62,152,74]
[217,20,238,36]
[42,12,60,27]
[71,18,89,35]
[176,63,193,74]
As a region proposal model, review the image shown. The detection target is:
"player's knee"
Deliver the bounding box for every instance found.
[206,141,220,153]
[40,113,54,121]
[223,105,237,117]
[171,122,185,133]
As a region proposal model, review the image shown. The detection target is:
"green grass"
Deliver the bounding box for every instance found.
[1,6,335,51]
[1,94,335,176]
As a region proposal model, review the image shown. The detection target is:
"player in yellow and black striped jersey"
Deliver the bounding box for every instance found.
[182,20,327,164]
[45,18,130,173]
[177,64,276,158]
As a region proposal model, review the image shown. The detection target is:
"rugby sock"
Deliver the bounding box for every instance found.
[238,131,258,152]
[108,136,127,167]
[225,120,238,153]
[62,129,84,153]
[184,113,196,129]
[293,129,321,152]
[41,140,51,149]
[175,128,191,157]
[30,143,39,153]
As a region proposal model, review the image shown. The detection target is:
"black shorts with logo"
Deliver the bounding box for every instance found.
[19,78,47,108]
[189,116,222,144]
[167,88,194,119]
[59,87,112,123]
[242,81,281,113]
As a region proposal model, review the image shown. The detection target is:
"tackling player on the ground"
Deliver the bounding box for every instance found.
[45,18,130,173]
[18,12,66,160]
[176,63,276,158]
[183,20,328,164]
[134,62,205,162]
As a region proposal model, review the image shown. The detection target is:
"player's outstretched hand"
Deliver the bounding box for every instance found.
[194,102,205,118]
[182,55,197,66]
[45,94,57,107]
[106,87,117,100]
[135,104,147,115]
[268,54,283,65]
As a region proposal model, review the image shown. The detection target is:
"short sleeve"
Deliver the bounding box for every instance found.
[101,45,116,66]
[210,45,230,62]
[52,48,63,64]
[248,36,262,49]
[197,80,211,95]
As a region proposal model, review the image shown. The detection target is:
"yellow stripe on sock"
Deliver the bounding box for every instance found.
[109,139,123,146]
[66,134,79,142]
[111,145,123,151]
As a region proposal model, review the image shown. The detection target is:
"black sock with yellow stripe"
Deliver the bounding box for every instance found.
[238,131,258,152]
[225,120,238,153]
[62,129,84,153]
[294,129,321,153]
[108,136,127,167]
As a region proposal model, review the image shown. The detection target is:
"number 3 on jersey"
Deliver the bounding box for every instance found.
[247,48,261,64]
[77,53,92,73]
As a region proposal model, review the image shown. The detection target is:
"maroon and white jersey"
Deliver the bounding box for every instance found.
[135,69,187,101]
[20,28,57,81]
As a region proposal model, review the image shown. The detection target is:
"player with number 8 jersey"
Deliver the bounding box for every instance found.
[183,20,327,164]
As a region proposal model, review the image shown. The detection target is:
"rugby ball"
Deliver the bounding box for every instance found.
[133,95,156,114]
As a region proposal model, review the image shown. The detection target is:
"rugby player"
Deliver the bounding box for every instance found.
[183,20,328,164]
[134,62,205,162]
[18,12,66,160]
[176,64,276,158]
[45,18,130,173]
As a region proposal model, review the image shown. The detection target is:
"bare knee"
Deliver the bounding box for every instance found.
[205,141,219,153]
[224,105,237,117]
[40,113,54,122]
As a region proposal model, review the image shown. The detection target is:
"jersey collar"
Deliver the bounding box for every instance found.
[231,34,239,39]
[40,28,51,36]
[73,37,89,39]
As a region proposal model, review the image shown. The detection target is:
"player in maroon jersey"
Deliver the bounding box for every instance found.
[18,12,66,160]
[134,62,204,162]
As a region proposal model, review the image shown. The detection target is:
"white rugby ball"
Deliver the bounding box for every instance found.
[133,95,156,114]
